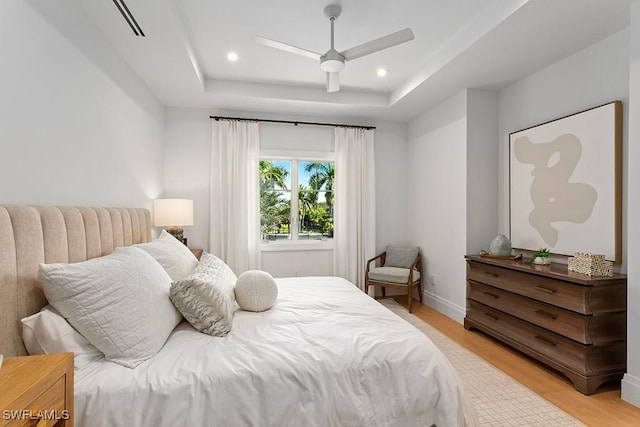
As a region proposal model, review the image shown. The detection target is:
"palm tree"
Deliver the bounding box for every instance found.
[305,162,334,208]
[298,184,317,234]
[259,161,288,190]
[260,190,290,237]
[259,161,290,238]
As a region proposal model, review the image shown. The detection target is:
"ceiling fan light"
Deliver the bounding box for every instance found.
[320,49,345,72]
[320,59,344,72]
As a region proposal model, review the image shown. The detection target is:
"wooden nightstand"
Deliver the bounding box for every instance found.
[190,248,203,260]
[0,353,73,427]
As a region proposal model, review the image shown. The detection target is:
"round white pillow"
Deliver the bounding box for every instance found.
[235,270,278,312]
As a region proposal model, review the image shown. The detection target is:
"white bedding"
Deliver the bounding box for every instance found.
[75,276,477,426]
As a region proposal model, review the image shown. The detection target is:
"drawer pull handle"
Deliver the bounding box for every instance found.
[535,309,557,320]
[483,292,499,299]
[483,312,499,321]
[534,285,556,294]
[484,272,499,278]
[534,335,557,347]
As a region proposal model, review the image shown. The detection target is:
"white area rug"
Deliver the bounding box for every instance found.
[380,299,585,426]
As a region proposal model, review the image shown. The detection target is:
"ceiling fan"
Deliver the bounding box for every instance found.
[254,4,415,93]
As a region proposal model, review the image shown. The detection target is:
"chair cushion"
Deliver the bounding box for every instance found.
[368,266,420,284]
[385,246,419,268]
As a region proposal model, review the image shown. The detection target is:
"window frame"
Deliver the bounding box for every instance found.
[260,149,335,251]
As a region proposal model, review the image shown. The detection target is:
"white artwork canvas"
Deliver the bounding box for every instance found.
[509,101,621,262]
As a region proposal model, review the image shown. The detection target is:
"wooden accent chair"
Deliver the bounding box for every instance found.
[365,246,423,313]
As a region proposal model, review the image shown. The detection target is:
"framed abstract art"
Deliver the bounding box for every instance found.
[509,101,622,262]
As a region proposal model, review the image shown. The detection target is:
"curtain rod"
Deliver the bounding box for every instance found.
[210,115,375,130]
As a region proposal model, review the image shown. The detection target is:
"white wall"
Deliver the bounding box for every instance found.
[467,90,499,255]
[0,0,164,209]
[497,29,630,273]
[163,108,212,247]
[407,89,499,321]
[622,0,640,408]
[497,26,637,405]
[163,107,409,277]
[407,91,469,321]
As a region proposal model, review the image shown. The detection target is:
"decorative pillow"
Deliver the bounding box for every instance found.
[235,270,278,312]
[21,305,103,369]
[170,252,238,337]
[385,246,419,268]
[38,246,182,368]
[135,230,198,281]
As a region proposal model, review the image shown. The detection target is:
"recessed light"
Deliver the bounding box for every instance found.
[227,52,238,62]
[377,68,388,77]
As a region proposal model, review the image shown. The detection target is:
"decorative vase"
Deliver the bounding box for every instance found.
[533,256,551,265]
[489,234,512,257]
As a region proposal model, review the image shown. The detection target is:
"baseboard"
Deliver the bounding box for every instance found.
[622,373,640,407]
[422,290,466,324]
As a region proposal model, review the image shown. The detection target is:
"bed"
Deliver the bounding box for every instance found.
[0,205,477,426]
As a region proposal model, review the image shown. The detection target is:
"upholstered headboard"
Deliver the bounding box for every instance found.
[0,205,152,357]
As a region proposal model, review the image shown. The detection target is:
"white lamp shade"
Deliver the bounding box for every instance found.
[153,199,194,227]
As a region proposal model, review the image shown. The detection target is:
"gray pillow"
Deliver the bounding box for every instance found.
[170,252,238,337]
[385,246,419,268]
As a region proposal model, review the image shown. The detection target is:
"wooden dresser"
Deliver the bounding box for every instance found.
[464,255,626,395]
[0,353,73,426]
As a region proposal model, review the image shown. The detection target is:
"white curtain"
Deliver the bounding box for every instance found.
[333,127,376,290]
[209,120,261,274]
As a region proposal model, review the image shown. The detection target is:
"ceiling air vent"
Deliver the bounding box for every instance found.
[112,0,145,37]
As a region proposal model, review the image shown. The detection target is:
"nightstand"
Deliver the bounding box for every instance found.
[0,353,74,427]
[190,248,203,260]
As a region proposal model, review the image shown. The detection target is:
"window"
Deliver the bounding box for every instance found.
[259,159,334,242]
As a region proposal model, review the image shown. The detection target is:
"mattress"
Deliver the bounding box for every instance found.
[74,276,477,426]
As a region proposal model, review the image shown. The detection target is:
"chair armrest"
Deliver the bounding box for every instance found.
[366,252,386,272]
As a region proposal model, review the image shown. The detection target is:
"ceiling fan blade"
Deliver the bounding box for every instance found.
[326,72,340,93]
[254,35,321,61]
[341,28,414,61]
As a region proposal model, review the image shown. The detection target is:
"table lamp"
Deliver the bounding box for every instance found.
[153,199,194,244]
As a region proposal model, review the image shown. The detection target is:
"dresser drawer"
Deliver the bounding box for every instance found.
[468,280,590,344]
[467,281,627,345]
[466,301,626,376]
[468,261,590,313]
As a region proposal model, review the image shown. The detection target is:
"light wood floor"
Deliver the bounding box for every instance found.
[391,296,640,426]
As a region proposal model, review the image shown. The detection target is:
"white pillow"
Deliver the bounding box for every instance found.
[235,270,278,312]
[21,306,103,369]
[135,230,198,281]
[39,246,182,368]
[170,252,237,337]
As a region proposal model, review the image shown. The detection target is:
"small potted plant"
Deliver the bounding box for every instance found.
[532,248,551,265]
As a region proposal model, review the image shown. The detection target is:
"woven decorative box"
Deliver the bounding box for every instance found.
[567,252,613,276]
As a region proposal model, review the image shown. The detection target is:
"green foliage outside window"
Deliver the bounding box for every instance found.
[259,160,334,240]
